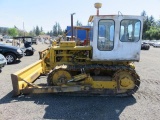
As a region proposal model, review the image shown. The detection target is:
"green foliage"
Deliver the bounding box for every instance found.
[145,27,160,40]
[40,32,45,35]
[49,30,53,36]
[141,10,160,40]
[8,28,18,37]
[57,23,62,35]
[32,26,45,36]
[35,26,40,36]
[53,22,62,36]
[0,27,8,35]
[18,30,25,36]
[29,31,36,36]
[53,22,58,36]
[40,27,43,32]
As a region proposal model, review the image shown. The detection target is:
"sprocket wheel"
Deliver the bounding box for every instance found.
[47,69,72,86]
[113,69,140,96]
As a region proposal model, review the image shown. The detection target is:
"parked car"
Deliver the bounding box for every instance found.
[153,42,160,47]
[32,38,37,44]
[0,35,3,41]
[0,43,23,64]
[6,38,13,43]
[21,36,37,45]
[141,40,149,44]
[141,42,150,50]
[3,36,13,43]
[0,53,7,71]
[13,37,36,56]
[148,40,157,46]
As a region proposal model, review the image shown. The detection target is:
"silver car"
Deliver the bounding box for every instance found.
[153,42,160,47]
[0,54,7,71]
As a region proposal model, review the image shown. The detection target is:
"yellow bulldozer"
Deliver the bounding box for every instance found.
[11,3,143,96]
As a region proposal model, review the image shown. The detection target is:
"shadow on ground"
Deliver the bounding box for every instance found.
[0,92,136,120]
[7,60,21,65]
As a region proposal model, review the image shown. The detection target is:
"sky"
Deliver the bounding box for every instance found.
[0,0,160,32]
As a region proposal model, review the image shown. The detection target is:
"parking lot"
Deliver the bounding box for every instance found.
[0,44,160,120]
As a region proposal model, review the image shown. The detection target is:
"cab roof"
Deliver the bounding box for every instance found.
[88,15,144,22]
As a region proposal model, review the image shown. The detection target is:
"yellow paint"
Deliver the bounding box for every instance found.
[92,81,117,89]
[129,62,135,69]
[51,69,72,86]
[13,60,43,90]
[60,41,76,47]
[120,77,135,89]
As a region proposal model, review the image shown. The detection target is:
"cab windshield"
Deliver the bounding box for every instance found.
[120,19,141,42]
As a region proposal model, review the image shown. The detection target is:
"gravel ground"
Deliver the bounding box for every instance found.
[0,44,160,120]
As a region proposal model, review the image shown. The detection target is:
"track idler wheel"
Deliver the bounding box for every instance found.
[113,69,140,96]
[47,69,72,86]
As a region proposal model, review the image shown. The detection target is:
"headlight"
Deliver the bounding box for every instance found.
[17,49,22,54]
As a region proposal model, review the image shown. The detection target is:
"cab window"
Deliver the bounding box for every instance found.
[98,19,115,51]
[120,19,141,42]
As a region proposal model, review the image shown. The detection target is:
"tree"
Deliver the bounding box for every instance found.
[156,20,160,27]
[40,26,43,32]
[46,31,50,35]
[53,22,58,36]
[52,22,63,36]
[39,26,45,35]
[141,11,156,39]
[149,15,155,26]
[141,10,146,17]
[40,32,45,35]
[49,30,53,36]
[0,27,8,35]
[35,26,40,36]
[29,30,36,36]
[141,11,148,39]
[32,27,36,35]
[145,27,160,40]
[57,23,62,35]
[18,29,25,36]
[8,28,18,37]
[3,28,8,35]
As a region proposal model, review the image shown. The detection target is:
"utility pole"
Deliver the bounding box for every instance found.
[23,22,25,36]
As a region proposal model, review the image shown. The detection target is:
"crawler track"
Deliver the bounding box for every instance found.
[47,64,140,96]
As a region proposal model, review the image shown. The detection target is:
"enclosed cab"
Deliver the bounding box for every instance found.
[89,15,143,61]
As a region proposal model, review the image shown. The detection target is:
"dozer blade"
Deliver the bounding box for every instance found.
[11,60,44,96]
